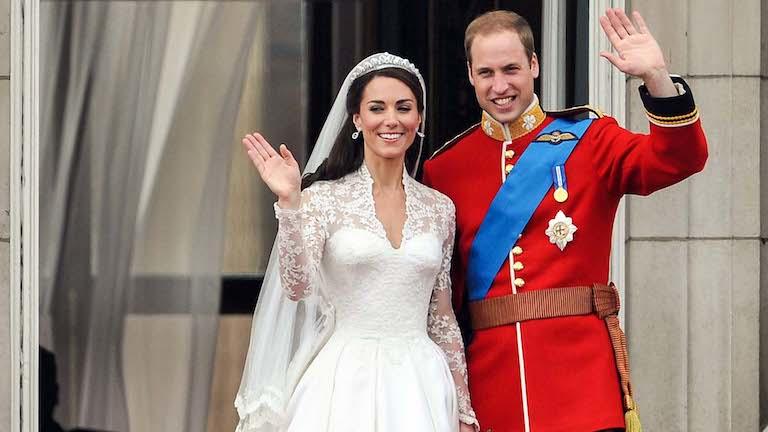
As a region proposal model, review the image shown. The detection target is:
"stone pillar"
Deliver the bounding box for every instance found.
[626,0,761,430]
[0,0,11,428]
[761,0,768,429]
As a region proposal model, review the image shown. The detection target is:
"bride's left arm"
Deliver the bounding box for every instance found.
[426,199,479,431]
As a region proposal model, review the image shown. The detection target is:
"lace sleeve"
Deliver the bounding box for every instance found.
[426,203,479,430]
[274,187,327,301]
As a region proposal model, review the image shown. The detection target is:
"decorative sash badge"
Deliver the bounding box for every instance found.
[535,130,576,143]
[546,210,577,251]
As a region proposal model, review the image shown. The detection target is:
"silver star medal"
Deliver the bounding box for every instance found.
[545,210,577,251]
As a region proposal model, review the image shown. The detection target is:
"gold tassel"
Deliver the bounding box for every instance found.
[625,408,642,432]
[624,396,642,432]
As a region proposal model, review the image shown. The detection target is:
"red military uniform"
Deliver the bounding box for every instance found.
[422,77,707,432]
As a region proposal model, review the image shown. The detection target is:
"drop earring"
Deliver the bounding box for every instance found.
[416,130,425,138]
[352,128,361,140]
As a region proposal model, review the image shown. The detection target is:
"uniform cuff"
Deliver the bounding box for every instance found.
[639,75,699,127]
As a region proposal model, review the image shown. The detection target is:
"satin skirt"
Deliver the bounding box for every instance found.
[286,330,459,432]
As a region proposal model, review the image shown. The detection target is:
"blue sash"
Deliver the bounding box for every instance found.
[466,117,594,301]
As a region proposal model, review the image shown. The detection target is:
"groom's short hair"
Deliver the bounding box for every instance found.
[465,10,536,65]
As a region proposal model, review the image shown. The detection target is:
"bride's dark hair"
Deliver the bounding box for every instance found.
[301,67,424,190]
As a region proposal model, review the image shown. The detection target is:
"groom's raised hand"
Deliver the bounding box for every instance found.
[598,8,677,97]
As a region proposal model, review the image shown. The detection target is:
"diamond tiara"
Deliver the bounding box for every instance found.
[347,52,422,82]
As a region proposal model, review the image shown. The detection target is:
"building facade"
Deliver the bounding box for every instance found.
[0,0,765,431]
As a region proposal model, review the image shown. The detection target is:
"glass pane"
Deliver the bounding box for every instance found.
[39,1,306,431]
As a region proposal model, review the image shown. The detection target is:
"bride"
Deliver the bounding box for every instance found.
[234,53,478,432]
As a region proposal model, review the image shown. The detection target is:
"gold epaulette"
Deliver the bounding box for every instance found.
[429,123,480,159]
[546,104,605,119]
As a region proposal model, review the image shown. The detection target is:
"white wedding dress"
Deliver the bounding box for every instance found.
[274,163,477,431]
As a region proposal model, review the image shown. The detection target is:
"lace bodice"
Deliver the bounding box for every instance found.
[274,164,478,428]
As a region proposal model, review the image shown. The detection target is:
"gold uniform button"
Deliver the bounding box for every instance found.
[505,163,514,173]
[512,246,523,255]
[505,150,515,158]
[514,278,525,288]
[513,261,524,271]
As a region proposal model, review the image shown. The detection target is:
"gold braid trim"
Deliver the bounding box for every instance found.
[645,108,699,127]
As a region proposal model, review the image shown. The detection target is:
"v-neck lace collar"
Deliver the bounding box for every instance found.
[356,162,411,250]
[357,161,412,191]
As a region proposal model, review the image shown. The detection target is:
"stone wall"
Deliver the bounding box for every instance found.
[627,0,761,430]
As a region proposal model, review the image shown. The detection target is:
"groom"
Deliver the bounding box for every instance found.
[423,8,707,432]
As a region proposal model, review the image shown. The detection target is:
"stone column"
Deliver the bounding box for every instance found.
[0,0,11,428]
[626,0,761,431]
[762,1,768,429]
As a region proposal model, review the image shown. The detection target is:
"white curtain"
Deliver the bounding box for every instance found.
[40,1,264,431]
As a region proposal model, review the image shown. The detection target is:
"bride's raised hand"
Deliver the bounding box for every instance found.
[243,133,301,209]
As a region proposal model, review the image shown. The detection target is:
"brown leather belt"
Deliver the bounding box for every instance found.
[468,283,620,330]
[468,283,641,429]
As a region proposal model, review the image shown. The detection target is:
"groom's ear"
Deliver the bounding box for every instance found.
[467,61,475,87]
[530,53,540,78]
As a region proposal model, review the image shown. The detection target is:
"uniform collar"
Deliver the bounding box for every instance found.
[480,94,546,142]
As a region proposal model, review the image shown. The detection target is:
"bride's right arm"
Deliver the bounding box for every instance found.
[274,187,328,301]
[241,132,327,301]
